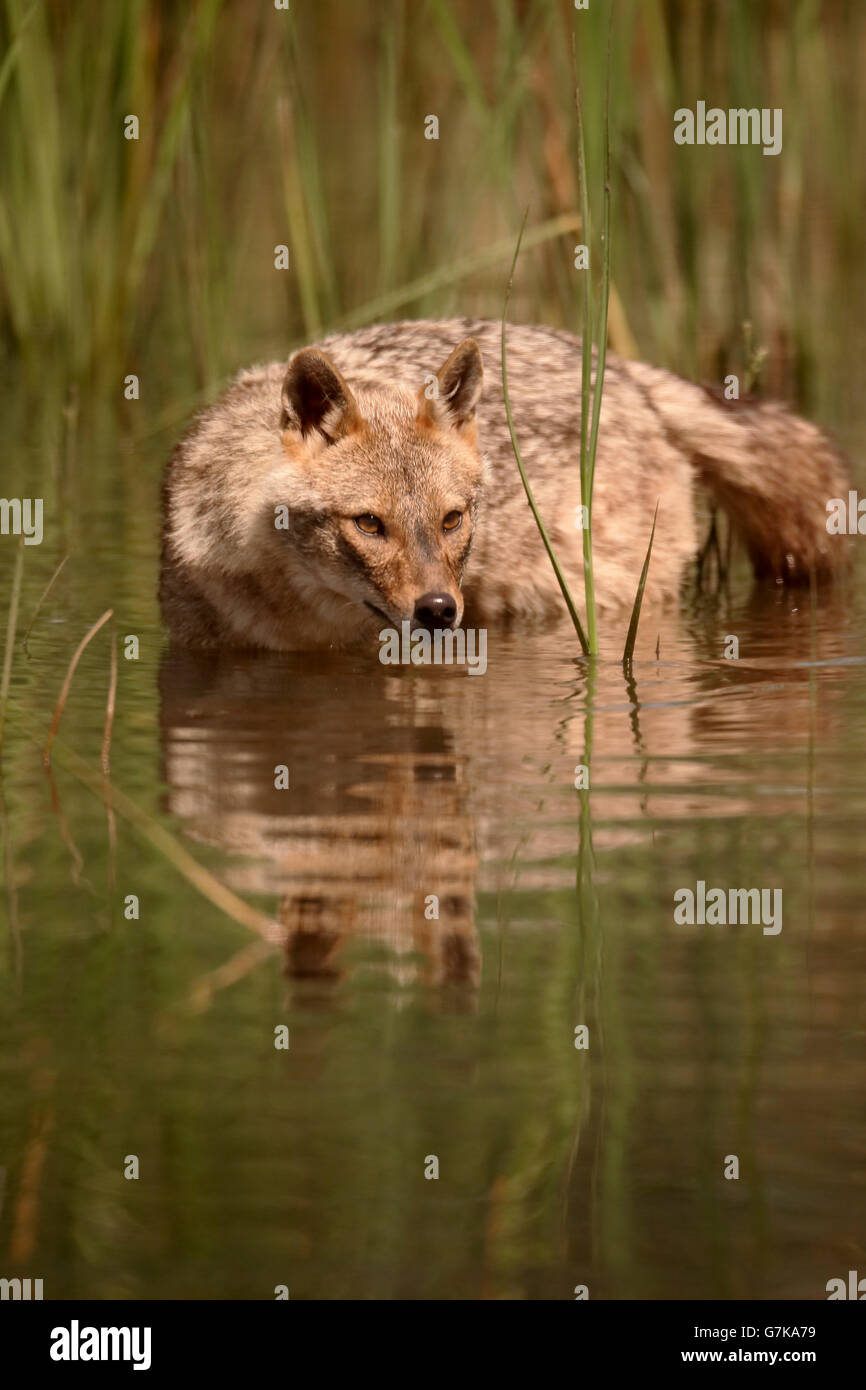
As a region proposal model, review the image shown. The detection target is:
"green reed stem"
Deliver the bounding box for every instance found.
[622,501,659,666]
[502,210,590,655]
[575,84,598,656]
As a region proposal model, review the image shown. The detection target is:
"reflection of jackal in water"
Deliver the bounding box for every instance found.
[161,319,849,651]
[160,597,849,996]
[159,649,481,993]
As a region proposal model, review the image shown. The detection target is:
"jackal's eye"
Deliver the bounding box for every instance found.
[354,514,385,537]
[442,510,463,533]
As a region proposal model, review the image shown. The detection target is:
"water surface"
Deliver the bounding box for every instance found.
[2,468,864,1299]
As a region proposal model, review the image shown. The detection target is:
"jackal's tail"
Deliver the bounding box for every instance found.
[646,370,851,583]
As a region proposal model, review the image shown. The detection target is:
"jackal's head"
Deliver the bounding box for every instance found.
[269,338,484,635]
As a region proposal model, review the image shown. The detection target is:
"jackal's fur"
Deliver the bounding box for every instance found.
[160,319,848,649]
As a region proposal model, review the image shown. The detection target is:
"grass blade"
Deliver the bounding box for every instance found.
[587,25,613,522]
[502,210,590,656]
[101,620,117,777]
[622,501,659,666]
[22,552,68,656]
[43,608,113,767]
[0,538,25,754]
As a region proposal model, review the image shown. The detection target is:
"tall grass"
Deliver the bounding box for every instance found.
[0,0,223,380]
[572,34,614,656]
[502,45,657,661]
[0,0,862,426]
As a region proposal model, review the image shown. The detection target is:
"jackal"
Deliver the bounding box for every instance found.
[160,318,848,650]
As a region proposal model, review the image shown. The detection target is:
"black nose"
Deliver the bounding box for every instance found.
[413,591,457,631]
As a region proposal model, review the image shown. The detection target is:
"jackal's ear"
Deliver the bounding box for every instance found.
[419,338,483,432]
[281,349,361,443]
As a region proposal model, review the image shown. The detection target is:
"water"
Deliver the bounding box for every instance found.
[2,454,864,1301]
